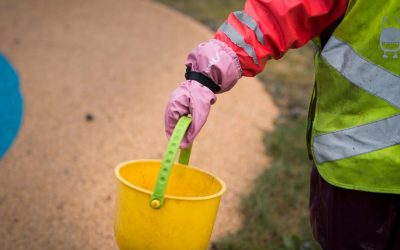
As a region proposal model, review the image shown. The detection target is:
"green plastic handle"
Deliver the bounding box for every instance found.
[150,116,192,209]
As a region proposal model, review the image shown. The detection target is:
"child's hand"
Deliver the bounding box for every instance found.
[164,80,216,148]
[164,39,241,148]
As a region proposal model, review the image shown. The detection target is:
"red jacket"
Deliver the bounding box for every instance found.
[214,0,349,76]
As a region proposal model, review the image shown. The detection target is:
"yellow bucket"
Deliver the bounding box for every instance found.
[114,117,226,250]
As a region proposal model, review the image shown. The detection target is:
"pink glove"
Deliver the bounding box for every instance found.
[165,39,242,148]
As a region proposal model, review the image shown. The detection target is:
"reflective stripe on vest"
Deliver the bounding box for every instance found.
[314,35,400,164]
[314,113,400,163]
[233,11,265,45]
[322,36,400,108]
[219,22,259,65]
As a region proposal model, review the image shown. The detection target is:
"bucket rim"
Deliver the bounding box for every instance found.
[115,159,226,201]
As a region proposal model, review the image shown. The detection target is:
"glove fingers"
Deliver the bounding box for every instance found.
[164,89,190,139]
[164,80,216,149]
[185,101,210,146]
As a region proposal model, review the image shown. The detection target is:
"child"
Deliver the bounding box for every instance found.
[164,0,400,248]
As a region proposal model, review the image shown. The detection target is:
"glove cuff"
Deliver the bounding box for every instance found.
[185,39,242,93]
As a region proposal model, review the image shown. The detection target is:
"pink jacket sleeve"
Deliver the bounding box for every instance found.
[214,0,349,76]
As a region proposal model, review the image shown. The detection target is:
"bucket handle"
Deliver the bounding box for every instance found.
[150,116,192,209]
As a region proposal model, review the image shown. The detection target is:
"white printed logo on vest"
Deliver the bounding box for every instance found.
[380,17,400,59]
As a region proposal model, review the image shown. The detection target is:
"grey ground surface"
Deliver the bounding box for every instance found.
[0,0,277,249]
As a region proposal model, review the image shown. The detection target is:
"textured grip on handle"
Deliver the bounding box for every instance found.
[150,116,192,209]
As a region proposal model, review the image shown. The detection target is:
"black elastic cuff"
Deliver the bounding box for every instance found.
[185,67,221,93]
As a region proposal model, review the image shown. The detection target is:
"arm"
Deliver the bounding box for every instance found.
[165,0,348,147]
[215,0,348,76]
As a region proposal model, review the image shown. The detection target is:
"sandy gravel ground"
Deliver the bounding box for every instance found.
[0,0,277,249]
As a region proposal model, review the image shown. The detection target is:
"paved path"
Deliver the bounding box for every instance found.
[0,0,277,249]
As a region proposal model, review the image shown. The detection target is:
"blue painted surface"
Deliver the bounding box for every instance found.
[0,53,23,159]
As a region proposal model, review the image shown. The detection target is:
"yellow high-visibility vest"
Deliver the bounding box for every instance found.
[309,0,400,193]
